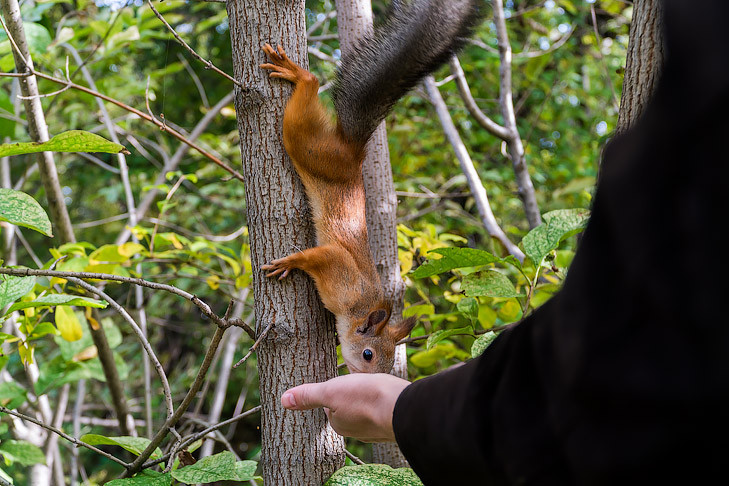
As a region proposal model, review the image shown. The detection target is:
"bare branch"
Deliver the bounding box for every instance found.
[122,326,228,477]
[423,76,525,262]
[0,70,245,183]
[449,56,511,140]
[233,321,273,368]
[0,406,130,468]
[492,0,541,229]
[590,4,621,112]
[65,277,175,421]
[146,0,241,87]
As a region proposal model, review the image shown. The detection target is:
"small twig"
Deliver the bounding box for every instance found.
[141,406,262,469]
[395,190,472,199]
[146,0,241,87]
[122,326,228,477]
[0,267,223,326]
[345,449,365,465]
[177,52,209,108]
[590,4,620,111]
[307,10,337,35]
[233,321,273,368]
[0,406,130,468]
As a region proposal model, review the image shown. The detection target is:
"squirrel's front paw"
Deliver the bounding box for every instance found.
[261,257,295,280]
[260,43,299,83]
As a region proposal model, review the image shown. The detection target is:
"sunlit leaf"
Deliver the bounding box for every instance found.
[0,189,53,236]
[461,270,523,298]
[6,294,107,314]
[55,305,83,341]
[412,247,500,278]
[0,274,36,309]
[80,435,163,460]
[471,331,497,358]
[0,131,128,157]
[325,465,423,486]
[0,440,46,466]
[171,451,239,483]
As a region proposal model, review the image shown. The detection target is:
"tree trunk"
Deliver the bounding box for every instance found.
[334,0,410,468]
[226,1,345,484]
[616,0,664,133]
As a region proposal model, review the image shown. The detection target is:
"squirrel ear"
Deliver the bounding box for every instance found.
[389,316,417,342]
[357,308,390,335]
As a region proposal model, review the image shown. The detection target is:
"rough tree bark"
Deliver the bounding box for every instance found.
[333,0,409,468]
[226,1,345,484]
[616,0,664,133]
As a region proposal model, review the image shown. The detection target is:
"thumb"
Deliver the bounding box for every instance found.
[281,382,330,410]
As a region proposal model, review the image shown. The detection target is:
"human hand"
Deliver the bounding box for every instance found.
[281,373,410,442]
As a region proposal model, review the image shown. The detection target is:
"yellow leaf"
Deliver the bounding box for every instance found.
[118,242,145,258]
[206,275,220,290]
[49,277,67,287]
[73,346,98,362]
[18,342,34,365]
[85,307,100,330]
[497,299,522,323]
[398,250,413,276]
[55,306,83,342]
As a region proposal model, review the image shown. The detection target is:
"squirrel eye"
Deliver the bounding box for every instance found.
[362,349,373,361]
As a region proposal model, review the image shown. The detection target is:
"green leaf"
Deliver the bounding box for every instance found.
[35,351,128,395]
[0,90,15,139]
[456,297,479,322]
[471,331,497,358]
[235,460,259,481]
[0,274,36,310]
[402,304,434,318]
[5,294,107,314]
[325,464,423,486]
[0,440,46,466]
[106,470,172,486]
[80,435,163,461]
[0,131,128,158]
[0,23,51,57]
[409,343,468,368]
[0,189,53,237]
[0,381,27,409]
[411,247,500,278]
[27,321,60,340]
[426,326,473,350]
[522,209,590,267]
[461,270,523,298]
[171,451,239,483]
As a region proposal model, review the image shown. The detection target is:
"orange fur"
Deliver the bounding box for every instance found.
[260,44,415,373]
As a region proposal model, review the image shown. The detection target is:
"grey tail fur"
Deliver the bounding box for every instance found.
[332,0,485,146]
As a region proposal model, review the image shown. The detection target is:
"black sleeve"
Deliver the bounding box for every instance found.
[393,1,729,484]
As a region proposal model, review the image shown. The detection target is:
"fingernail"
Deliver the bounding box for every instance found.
[282,391,297,409]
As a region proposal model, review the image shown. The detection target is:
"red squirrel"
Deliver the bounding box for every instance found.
[260,0,483,373]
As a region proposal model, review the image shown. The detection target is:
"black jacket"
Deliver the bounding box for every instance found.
[393,1,729,483]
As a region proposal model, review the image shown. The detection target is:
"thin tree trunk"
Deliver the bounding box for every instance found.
[0,0,74,244]
[226,1,345,484]
[424,76,526,262]
[334,0,410,468]
[492,0,541,229]
[616,0,664,133]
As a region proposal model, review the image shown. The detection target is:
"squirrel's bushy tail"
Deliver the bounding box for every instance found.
[332,0,485,146]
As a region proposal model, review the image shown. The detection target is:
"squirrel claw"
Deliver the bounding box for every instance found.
[262,260,293,280]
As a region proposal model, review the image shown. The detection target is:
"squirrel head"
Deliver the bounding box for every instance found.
[338,304,417,374]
